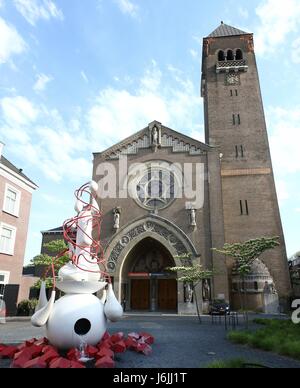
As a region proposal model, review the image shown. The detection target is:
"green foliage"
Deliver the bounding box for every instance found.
[206,358,247,369]
[228,319,300,360]
[32,278,55,290]
[168,264,213,285]
[30,240,69,289]
[213,237,280,277]
[17,299,38,316]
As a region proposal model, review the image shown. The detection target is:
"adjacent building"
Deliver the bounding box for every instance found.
[0,142,38,315]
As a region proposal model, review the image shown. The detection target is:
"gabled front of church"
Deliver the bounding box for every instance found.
[92,23,292,314]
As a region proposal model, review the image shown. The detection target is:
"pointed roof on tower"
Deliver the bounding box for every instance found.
[208,22,249,38]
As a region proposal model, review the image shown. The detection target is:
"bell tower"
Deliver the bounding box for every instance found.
[201,22,291,305]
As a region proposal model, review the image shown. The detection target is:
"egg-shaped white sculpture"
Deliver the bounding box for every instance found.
[46,294,107,350]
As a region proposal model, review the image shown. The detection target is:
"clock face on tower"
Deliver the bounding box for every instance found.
[226,73,240,85]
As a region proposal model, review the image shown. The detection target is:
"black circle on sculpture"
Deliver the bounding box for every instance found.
[74,318,91,335]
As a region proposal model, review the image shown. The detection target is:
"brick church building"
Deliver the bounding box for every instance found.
[92,23,291,314]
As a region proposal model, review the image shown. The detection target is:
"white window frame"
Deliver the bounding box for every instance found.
[0,223,17,256]
[3,183,21,217]
[0,271,10,285]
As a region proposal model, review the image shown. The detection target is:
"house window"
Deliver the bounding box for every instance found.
[0,224,16,255]
[3,185,21,217]
[0,271,9,298]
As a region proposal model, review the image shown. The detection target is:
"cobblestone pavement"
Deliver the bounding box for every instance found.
[1,315,300,368]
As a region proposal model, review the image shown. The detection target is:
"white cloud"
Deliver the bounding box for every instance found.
[238,7,249,19]
[189,128,205,143]
[81,71,89,83]
[275,179,290,203]
[114,0,139,19]
[292,38,300,63]
[0,96,90,182]
[295,208,300,213]
[0,17,26,64]
[255,0,300,55]
[0,62,204,182]
[33,73,53,92]
[14,0,64,26]
[268,106,300,174]
[87,61,203,150]
[1,96,38,125]
[190,49,198,58]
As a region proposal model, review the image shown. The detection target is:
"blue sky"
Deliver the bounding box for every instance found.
[0,0,299,264]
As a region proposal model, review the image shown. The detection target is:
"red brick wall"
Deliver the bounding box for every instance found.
[0,175,33,287]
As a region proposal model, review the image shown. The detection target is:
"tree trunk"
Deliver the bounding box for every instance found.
[193,284,202,324]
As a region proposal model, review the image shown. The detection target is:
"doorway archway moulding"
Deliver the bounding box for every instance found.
[105,214,200,274]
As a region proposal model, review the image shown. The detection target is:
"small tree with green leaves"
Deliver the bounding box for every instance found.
[213,236,280,326]
[30,240,69,290]
[168,254,213,324]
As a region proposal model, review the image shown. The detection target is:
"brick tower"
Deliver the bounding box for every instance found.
[201,22,291,307]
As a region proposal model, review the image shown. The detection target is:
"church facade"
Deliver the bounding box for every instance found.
[92,23,292,314]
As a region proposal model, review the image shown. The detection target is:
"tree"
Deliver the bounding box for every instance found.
[30,240,69,289]
[213,236,280,326]
[168,254,214,324]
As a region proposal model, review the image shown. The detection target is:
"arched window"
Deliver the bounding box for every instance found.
[218,50,225,61]
[227,50,234,61]
[236,49,243,60]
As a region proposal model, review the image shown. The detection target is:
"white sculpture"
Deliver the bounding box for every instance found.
[31,181,123,350]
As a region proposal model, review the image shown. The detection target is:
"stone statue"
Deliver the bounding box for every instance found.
[202,279,211,301]
[186,283,194,303]
[113,210,120,230]
[190,208,197,227]
[263,281,271,294]
[152,126,159,145]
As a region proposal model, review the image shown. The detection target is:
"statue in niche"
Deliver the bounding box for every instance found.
[202,279,211,302]
[185,283,194,303]
[113,208,121,230]
[150,125,161,151]
[190,208,197,227]
[152,127,159,145]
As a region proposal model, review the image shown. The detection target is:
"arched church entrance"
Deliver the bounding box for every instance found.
[121,237,178,312]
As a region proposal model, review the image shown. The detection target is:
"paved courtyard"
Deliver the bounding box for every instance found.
[1,315,300,368]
